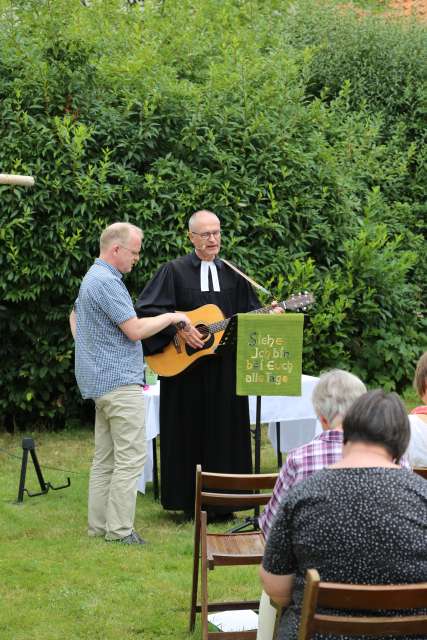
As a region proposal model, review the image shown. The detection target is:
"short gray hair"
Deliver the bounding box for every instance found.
[99,222,143,251]
[343,390,410,460]
[312,369,367,423]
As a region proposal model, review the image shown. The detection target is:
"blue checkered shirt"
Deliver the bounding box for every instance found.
[74,258,144,399]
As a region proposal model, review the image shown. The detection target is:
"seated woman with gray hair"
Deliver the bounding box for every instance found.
[260,390,427,640]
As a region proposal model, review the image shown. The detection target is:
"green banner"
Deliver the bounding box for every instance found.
[236,314,304,396]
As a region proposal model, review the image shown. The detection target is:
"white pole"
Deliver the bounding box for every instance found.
[0,174,35,187]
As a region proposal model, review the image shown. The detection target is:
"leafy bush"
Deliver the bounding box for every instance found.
[298,224,425,390]
[282,1,426,123]
[0,0,425,429]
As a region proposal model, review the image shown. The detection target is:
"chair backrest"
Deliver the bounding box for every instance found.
[195,464,278,516]
[298,569,427,639]
[413,467,427,479]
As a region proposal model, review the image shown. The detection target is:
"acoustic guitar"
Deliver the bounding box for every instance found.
[145,292,314,378]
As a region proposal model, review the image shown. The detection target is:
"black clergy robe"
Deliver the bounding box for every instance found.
[135,252,260,512]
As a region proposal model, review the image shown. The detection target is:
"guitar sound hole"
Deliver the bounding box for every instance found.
[196,323,210,338]
[185,324,214,356]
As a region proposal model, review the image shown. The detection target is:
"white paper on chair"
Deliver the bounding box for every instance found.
[208,610,258,631]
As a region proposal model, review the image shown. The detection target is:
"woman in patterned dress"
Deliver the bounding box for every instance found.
[260,389,427,640]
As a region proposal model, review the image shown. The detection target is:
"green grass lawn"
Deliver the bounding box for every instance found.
[0,386,418,639]
[0,427,278,640]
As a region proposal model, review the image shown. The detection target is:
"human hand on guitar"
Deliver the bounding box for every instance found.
[271,300,284,314]
[171,312,192,329]
[177,322,205,350]
[173,312,205,349]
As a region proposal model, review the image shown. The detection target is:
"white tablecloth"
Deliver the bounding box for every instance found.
[254,374,322,453]
[138,374,320,492]
[138,384,161,493]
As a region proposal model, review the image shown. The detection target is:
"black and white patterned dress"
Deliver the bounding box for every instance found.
[262,467,427,640]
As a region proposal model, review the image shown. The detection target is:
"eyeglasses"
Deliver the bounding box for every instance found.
[190,230,221,240]
[119,244,140,258]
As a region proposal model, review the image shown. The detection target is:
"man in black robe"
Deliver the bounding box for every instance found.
[135,210,260,514]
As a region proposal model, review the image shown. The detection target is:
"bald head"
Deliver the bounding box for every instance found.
[188,210,222,261]
[188,210,220,231]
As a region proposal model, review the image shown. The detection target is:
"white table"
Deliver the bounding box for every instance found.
[138,374,320,493]
[138,384,161,493]
[256,374,322,454]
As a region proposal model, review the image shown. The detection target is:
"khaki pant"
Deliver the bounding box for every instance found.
[88,385,146,540]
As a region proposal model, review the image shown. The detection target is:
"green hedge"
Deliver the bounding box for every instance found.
[0,0,425,429]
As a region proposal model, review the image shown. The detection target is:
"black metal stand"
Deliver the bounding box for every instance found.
[276,421,283,468]
[228,515,260,534]
[250,395,262,519]
[254,396,262,475]
[229,399,262,533]
[17,437,70,503]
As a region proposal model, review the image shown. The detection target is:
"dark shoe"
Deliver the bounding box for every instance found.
[118,530,147,545]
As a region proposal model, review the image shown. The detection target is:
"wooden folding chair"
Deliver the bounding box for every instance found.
[189,464,278,640]
[298,568,427,639]
[413,467,427,479]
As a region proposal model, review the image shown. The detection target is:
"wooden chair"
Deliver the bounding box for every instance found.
[189,464,278,640]
[298,568,427,639]
[413,467,427,479]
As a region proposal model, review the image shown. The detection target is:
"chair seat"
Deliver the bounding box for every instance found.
[207,531,265,567]
[189,466,278,639]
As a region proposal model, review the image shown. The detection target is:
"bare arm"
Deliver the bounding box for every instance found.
[259,566,295,608]
[69,309,76,339]
[119,311,193,342]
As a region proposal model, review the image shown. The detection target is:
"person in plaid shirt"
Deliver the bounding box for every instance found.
[259,369,367,539]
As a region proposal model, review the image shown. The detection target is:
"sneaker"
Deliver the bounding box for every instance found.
[119,530,147,545]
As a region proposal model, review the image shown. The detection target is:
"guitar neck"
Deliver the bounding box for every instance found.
[252,304,276,315]
[209,305,275,335]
